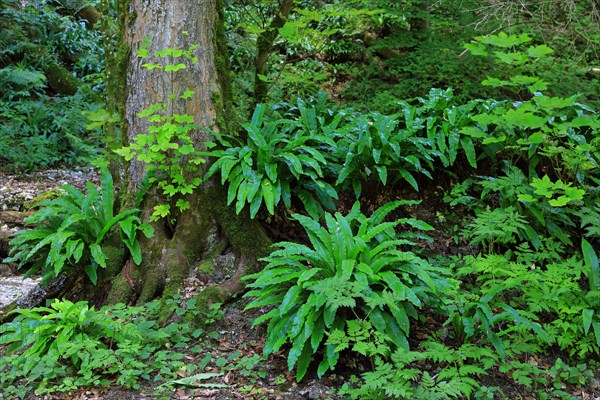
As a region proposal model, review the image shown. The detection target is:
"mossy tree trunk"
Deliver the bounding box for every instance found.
[102,0,270,308]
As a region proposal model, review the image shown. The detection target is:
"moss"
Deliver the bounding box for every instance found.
[135,266,163,305]
[24,190,61,209]
[74,6,101,29]
[162,250,188,300]
[198,260,214,274]
[105,0,133,150]
[211,0,239,135]
[105,275,133,305]
[187,286,227,328]
[208,184,271,271]
[101,244,126,277]
[44,62,79,96]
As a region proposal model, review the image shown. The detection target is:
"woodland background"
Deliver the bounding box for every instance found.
[0,0,599,399]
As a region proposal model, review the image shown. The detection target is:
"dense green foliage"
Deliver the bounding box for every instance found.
[5,165,152,284]
[244,201,441,381]
[0,0,104,171]
[1,1,600,398]
[0,297,228,398]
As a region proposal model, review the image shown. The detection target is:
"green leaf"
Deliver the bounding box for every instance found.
[284,154,304,178]
[527,45,554,58]
[164,63,187,72]
[257,73,271,82]
[99,166,115,222]
[493,51,527,65]
[476,32,531,48]
[505,108,547,128]
[152,204,171,221]
[280,286,302,315]
[262,179,276,215]
[464,42,488,56]
[376,165,388,185]
[161,372,226,388]
[295,342,313,382]
[180,90,195,99]
[399,169,419,191]
[84,265,98,285]
[90,243,106,269]
[482,77,511,88]
[583,308,594,335]
[249,194,263,219]
[582,239,600,291]
[460,137,477,168]
[251,103,265,127]
[297,190,321,220]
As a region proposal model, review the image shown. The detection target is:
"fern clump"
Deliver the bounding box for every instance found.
[340,342,497,399]
[4,165,153,285]
[243,200,445,381]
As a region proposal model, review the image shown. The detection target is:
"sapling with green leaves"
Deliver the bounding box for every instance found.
[114,37,206,221]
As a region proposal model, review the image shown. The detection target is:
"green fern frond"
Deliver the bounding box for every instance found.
[580,204,600,238]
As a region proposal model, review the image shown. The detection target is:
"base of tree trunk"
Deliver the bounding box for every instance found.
[99,183,271,322]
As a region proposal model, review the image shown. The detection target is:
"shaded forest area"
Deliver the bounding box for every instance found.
[1,0,599,399]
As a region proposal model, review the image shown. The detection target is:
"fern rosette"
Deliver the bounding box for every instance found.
[205,103,337,219]
[5,166,153,284]
[244,200,442,380]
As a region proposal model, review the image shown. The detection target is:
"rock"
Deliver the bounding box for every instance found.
[299,382,331,400]
[0,270,41,308]
[213,252,237,280]
[0,168,98,212]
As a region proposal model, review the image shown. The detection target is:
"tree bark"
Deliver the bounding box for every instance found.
[103,0,270,308]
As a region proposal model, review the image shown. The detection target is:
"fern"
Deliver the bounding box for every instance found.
[244,201,443,381]
[4,166,153,284]
[580,204,600,238]
[342,342,497,399]
[205,103,336,219]
[465,206,529,252]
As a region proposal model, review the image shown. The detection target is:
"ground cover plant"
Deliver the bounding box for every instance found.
[1,1,600,398]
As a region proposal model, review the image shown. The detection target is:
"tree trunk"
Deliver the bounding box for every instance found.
[103,0,270,308]
[252,0,294,109]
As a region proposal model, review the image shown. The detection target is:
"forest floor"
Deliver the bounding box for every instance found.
[1,169,600,400]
